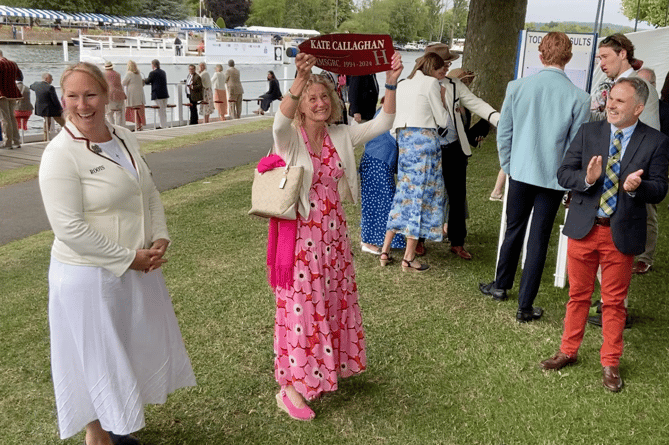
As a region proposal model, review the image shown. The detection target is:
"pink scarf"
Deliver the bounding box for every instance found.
[260,154,298,289]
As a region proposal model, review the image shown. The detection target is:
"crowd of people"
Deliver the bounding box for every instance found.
[0,55,286,144]
[3,27,666,444]
[263,31,669,426]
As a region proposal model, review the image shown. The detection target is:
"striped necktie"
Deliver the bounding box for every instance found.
[599,130,624,216]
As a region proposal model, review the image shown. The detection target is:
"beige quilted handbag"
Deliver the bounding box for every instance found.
[248,164,304,220]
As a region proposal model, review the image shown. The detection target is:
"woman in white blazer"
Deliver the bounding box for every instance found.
[268,52,402,421]
[380,52,451,272]
[39,62,195,444]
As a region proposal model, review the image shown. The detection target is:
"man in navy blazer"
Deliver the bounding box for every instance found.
[144,59,169,129]
[347,74,378,123]
[479,32,590,322]
[540,77,669,392]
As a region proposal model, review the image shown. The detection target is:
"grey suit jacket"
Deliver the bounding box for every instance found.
[558,119,669,255]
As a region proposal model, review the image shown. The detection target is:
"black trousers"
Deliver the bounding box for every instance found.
[188,96,198,125]
[494,178,564,311]
[441,141,468,246]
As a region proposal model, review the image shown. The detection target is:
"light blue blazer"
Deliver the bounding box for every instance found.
[497,67,590,190]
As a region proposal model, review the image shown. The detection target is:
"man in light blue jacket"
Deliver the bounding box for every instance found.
[479,32,590,322]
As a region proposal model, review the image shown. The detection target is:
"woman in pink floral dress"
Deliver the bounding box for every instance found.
[268,52,403,420]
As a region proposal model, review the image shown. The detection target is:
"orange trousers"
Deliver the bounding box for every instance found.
[560,225,633,367]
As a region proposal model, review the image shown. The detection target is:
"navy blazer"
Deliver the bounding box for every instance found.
[30,81,63,117]
[348,74,379,121]
[558,119,669,255]
[143,68,169,100]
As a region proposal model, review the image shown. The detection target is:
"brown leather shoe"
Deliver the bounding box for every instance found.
[632,261,651,274]
[450,246,472,260]
[602,365,623,392]
[540,351,577,370]
[415,241,426,257]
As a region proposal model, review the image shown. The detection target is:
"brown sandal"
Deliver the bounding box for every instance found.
[379,251,394,267]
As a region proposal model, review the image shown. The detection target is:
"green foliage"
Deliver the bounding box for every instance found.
[621,0,669,28]
[205,0,251,28]
[338,0,390,35]
[525,21,634,36]
[138,0,188,20]
[385,0,427,43]
[247,0,287,27]
[216,17,226,28]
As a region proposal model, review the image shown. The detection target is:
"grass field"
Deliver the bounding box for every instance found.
[1,136,668,445]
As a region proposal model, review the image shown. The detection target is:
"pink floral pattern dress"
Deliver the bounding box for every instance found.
[273,130,367,401]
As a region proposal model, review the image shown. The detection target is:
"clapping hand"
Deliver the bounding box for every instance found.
[586,155,602,185]
[623,169,644,192]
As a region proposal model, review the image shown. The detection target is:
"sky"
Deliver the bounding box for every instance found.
[525,0,649,29]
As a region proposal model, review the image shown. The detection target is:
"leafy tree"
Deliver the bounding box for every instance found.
[216,17,226,28]
[422,0,443,41]
[247,0,286,27]
[448,0,468,41]
[138,0,188,20]
[205,0,251,28]
[283,0,321,29]
[338,0,391,35]
[385,0,427,43]
[621,0,669,28]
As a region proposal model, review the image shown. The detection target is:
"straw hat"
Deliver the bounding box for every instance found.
[104,61,113,70]
[424,43,460,62]
[447,68,475,80]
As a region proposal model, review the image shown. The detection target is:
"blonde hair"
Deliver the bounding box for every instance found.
[60,62,109,97]
[127,60,139,74]
[408,53,445,79]
[293,74,342,127]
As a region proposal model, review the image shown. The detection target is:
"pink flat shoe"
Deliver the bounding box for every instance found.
[276,388,315,421]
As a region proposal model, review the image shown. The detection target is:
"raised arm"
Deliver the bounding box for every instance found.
[278,53,316,120]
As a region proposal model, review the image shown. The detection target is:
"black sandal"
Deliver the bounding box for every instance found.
[402,257,429,272]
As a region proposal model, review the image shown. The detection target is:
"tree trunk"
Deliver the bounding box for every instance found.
[462,0,528,110]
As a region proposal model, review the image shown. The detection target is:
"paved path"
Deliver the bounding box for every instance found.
[0,117,274,246]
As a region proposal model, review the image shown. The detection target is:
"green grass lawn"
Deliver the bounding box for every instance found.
[1,137,668,444]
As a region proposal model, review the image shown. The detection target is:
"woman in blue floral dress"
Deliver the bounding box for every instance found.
[380,53,451,272]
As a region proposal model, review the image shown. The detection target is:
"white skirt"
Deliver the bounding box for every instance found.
[48,257,196,439]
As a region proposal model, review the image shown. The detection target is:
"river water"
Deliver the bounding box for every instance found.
[0,44,452,134]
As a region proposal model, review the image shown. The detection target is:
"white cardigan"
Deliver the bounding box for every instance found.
[39,121,169,277]
[272,109,395,219]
